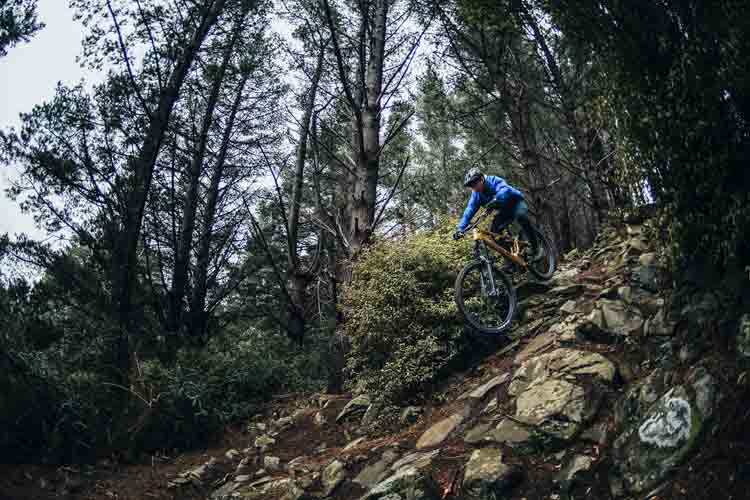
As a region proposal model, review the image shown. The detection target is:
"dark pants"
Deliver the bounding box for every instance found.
[490,199,539,249]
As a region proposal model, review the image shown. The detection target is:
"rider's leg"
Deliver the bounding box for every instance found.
[514,201,543,261]
[490,208,515,273]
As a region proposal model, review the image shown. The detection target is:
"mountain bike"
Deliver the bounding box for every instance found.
[453,208,556,334]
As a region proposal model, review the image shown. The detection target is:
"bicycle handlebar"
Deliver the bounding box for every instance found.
[456,208,493,238]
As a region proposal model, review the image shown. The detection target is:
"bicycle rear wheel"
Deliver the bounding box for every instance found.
[455,260,516,334]
[526,227,556,281]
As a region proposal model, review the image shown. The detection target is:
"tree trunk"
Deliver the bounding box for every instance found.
[284,43,327,343]
[111,0,227,385]
[169,15,241,336]
[349,0,388,253]
[189,72,250,338]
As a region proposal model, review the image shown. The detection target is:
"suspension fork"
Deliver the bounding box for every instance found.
[475,241,499,297]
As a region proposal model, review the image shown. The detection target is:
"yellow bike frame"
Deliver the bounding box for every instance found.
[472,228,530,267]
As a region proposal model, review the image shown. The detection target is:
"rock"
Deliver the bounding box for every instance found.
[225,448,241,460]
[336,395,371,423]
[638,253,657,266]
[514,378,596,441]
[560,300,577,314]
[564,248,579,261]
[282,482,306,500]
[580,421,609,445]
[686,366,718,419]
[633,264,663,292]
[314,411,327,426]
[211,481,239,499]
[400,406,422,425]
[516,280,553,301]
[287,456,314,476]
[549,283,586,297]
[276,416,294,430]
[344,437,367,451]
[486,418,532,446]
[625,224,642,236]
[612,385,709,494]
[588,299,644,338]
[360,466,440,500]
[625,236,648,254]
[461,448,522,500]
[644,308,675,336]
[322,460,347,497]
[463,422,494,444]
[361,402,382,428]
[515,330,558,364]
[168,477,191,488]
[236,457,251,475]
[614,368,669,432]
[459,373,509,400]
[180,458,219,485]
[353,450,399,489]
[292,408,312,420]
[263,456,281,472]
[415,405,470,449]
[254,435,276,451]
[555,455,594,492]
[737,313,750,358]
[509,348,616,396]
[482,397,498,414]
[390,450,439,471]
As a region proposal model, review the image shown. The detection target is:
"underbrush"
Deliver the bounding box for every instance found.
[342,218,474,408]
[0,325,329,462]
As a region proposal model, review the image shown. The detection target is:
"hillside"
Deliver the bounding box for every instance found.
[3,211,748,500]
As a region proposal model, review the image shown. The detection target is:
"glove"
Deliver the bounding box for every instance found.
[452,230,464,241]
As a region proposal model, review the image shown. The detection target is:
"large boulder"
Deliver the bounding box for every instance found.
[611,369,718,495]
[514,378,598,442]
[509,348,616,396]
[461,448,522,500]
[586,299,644,338]
[507,348,615,445]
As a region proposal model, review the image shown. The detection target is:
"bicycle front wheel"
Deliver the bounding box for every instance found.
[455,260,516,334]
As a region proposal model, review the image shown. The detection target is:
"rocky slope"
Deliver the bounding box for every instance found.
[6,212,749,500]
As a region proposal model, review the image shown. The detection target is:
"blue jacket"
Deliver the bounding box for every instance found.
[457,175,524,232]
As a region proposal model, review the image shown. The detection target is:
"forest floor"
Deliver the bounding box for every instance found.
[4,220,750,500]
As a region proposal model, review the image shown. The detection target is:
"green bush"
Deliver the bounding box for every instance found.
[131,326,329,452]
[342,219,474,405]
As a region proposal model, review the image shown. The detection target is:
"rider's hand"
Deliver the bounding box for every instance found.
[452,230,463,241]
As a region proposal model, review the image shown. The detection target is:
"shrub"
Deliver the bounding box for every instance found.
[131,326,329,452]
[342,218,474,405]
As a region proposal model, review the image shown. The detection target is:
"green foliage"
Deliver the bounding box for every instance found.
[0,0,43,57]
[129,326,328,452]
[545,0,750,278]
[342,219,474,405]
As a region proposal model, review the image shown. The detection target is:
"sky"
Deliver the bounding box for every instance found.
[0,1,86,239]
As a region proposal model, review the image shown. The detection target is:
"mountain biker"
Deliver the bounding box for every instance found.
[452,167,544,262]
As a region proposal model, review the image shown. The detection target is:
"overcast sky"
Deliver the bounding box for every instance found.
[0,1,86,238]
